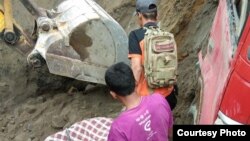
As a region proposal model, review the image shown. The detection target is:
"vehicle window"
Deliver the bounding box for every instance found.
[233,0,250,39]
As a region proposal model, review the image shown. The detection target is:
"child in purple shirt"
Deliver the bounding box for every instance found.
[105,62,173,141]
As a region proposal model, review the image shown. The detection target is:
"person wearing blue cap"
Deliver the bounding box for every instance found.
[128,0,178,110]
[107,1,178,141]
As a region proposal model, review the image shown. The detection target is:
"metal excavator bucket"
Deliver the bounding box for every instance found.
[26,0,129,84]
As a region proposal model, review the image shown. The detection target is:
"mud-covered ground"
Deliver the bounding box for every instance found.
[0,0,217,140]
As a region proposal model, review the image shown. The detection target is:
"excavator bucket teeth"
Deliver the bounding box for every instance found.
[27,0,129,84]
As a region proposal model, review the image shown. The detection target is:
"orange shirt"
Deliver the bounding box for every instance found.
[129,40,173,97]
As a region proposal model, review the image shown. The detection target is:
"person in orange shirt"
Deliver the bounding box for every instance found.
[128,0,177,110]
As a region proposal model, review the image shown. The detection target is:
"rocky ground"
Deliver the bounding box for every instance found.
[0,0,218,140]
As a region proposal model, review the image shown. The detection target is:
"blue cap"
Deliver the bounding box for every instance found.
[136,0,157,13]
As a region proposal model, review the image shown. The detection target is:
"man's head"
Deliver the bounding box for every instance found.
[136,0,158,27]
[105,62,136,99]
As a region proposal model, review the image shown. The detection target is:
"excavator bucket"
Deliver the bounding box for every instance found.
[27,0,129,84]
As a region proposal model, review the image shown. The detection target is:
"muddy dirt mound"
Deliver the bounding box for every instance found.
[0,0,217,140]
[160,0,218,124]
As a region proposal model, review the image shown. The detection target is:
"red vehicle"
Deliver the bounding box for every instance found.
[195,0,250,124]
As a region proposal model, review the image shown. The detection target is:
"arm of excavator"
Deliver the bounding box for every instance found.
[3,0,17,44]
[0,0,34,54]
[0,4,4,32]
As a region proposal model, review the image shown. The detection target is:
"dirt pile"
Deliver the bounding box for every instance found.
[0,0,122,140]
[160,0,218,124]
[0,0,217,140]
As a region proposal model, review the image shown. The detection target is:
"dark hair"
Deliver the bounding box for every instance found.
[142,11,157,20]
[138,4,157,20]
[105,62,135,96]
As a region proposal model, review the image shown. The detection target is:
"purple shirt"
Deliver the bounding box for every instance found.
[108,93,173,141]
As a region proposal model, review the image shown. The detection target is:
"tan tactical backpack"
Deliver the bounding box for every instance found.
[143,27,178,88]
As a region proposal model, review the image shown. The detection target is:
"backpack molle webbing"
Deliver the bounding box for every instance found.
[144,26,178,88]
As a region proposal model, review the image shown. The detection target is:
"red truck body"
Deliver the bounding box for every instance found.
[198,0,250,124]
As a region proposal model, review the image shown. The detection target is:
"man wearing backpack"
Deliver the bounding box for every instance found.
[129,0,178,110]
